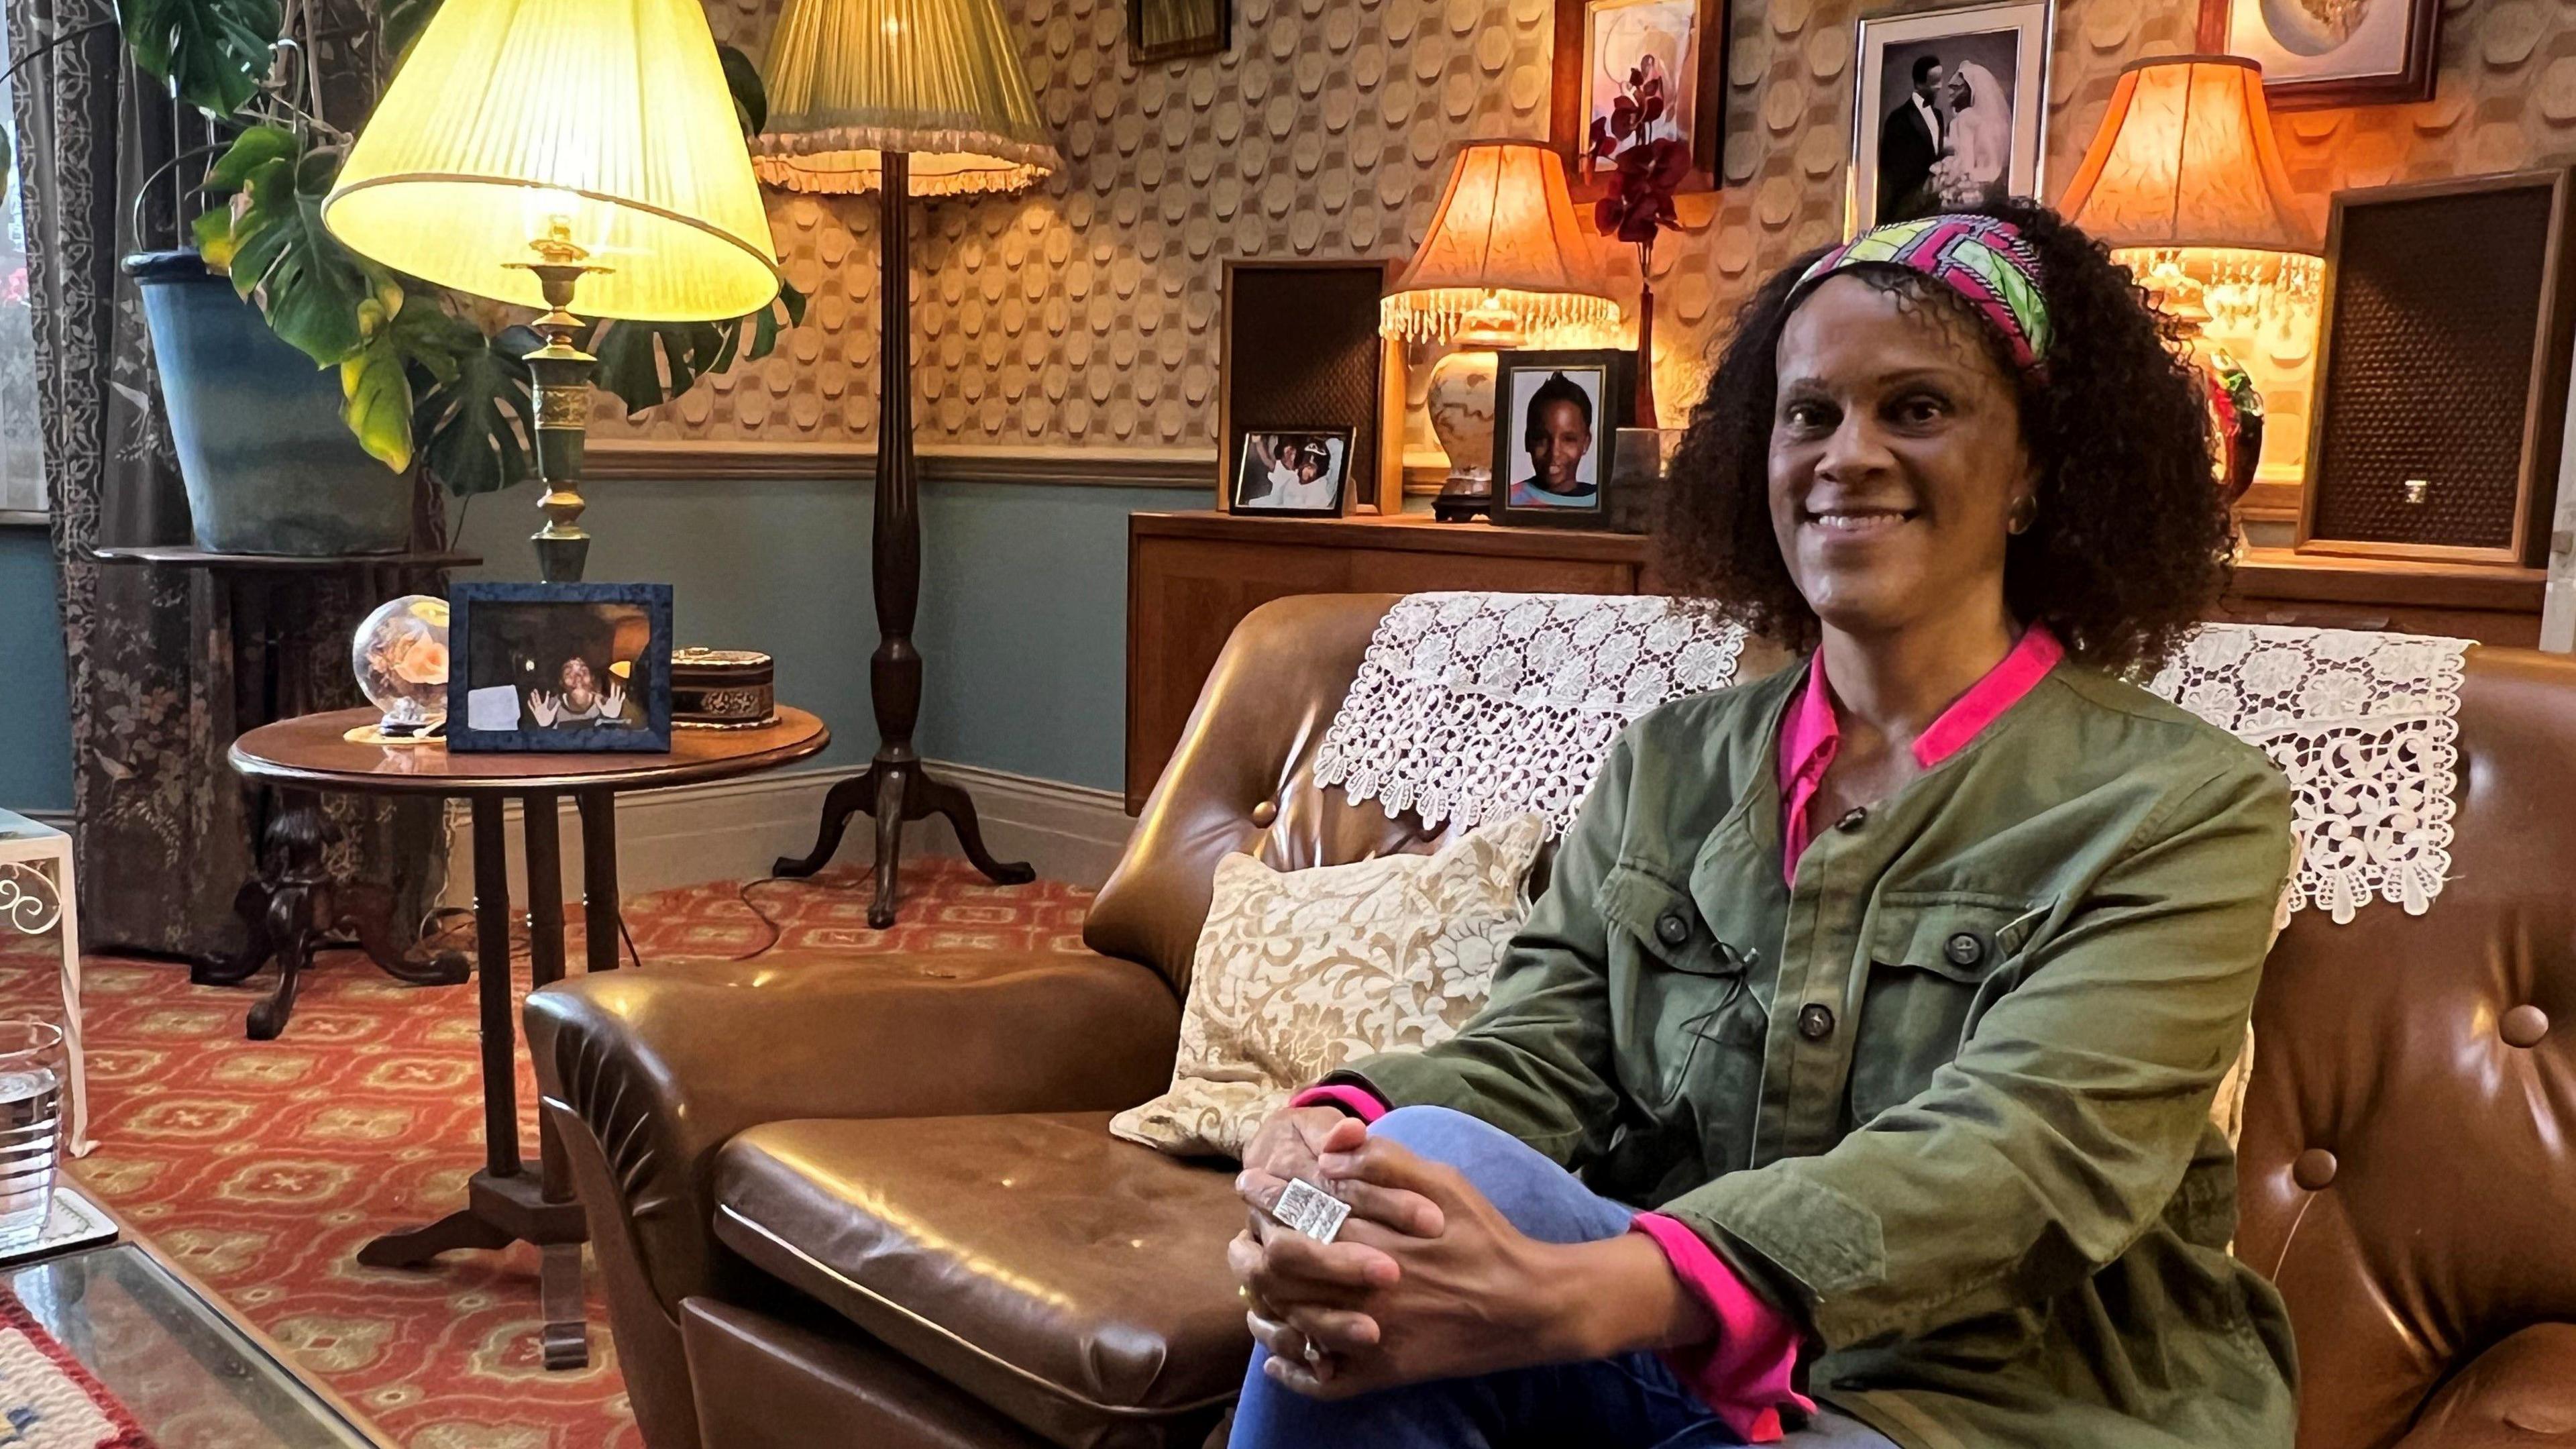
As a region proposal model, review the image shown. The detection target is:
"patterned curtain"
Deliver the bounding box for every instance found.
[6,0,441,957]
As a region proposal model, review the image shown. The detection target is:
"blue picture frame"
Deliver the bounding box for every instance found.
[447,582,674,752]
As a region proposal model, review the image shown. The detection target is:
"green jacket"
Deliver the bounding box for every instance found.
[1343,658,2300,1449]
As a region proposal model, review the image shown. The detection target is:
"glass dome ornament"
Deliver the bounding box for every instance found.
[351,596,451,743]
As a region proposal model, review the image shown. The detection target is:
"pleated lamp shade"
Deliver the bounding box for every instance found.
[1382,141,1617,345]
[2057,56,2317,255]
[322,0,781,322]
[753,0,1061,197]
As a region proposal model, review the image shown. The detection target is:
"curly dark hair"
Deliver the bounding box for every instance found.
[1657,198,2229,676]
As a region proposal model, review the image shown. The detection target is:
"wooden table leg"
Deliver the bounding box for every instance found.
[522,792,589,1370]
[579,792,621,973]
[358,796,515,1267]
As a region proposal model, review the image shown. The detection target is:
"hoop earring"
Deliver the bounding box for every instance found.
[2006,496,2038,535]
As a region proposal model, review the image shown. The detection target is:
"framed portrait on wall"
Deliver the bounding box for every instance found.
[447,582,674,753]
[1552,0,1729,198]
[1849,1,2052,232]
[1131,0,1229,62]
[1491,350,1638,529]
[2220,0,2437,109]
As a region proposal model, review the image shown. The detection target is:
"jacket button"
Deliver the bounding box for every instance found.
[2292,1148,2337,1191]
[1655,910,1691,947]
[1943,932,1987,967]
[1798,1004,1835,1040]
[1835,808,1868,833]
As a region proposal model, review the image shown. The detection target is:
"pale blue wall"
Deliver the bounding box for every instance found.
[453,476,1173,791]
[0,478,1162,814]
[0,531,70,813]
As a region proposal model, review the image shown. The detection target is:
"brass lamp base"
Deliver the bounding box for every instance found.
[515,232,610,583]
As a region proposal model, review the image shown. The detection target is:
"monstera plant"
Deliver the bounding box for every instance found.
[118,0,798,498]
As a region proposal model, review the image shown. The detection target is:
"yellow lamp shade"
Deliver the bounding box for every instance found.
[323,0,780,321]
[1381,140,1617,345]
[2057,55,2318,256]
[755,0,1061,197]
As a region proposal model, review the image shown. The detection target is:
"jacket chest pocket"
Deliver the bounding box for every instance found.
[1847,895,2049,1128]
[1599,865,1766,1108]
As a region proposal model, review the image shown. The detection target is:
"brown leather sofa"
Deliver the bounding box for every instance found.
[526,593,2576,1449]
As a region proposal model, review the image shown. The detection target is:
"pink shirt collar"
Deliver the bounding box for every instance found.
[1778,624,2065,881]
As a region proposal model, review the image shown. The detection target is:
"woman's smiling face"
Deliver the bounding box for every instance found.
[1766,272,2035,639]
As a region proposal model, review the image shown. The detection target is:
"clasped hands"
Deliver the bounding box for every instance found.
[1231,1106,1646,1400]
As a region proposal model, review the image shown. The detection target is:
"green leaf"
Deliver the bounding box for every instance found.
[378,0,442,72]
[339,335,413,471]
[118,0,284,118]
[202,123,296,194]
[718,43,765,136]
[220,144,380,366]
[415,329,536,498]
[590,318,724,415]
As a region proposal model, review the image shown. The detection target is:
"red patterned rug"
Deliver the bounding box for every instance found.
[0,860,1097,1448]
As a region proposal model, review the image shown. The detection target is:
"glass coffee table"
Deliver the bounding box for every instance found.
[4,1243,380,1446]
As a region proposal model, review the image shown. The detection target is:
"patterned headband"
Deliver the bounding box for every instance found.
[1792,214,2051,373]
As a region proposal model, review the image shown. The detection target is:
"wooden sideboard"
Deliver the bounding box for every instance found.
[1124,510,2548,811]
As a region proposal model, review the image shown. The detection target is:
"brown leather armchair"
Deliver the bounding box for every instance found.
[527,594,2576,1449]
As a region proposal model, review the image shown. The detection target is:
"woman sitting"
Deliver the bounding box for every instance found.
[1225,201,2296,1449]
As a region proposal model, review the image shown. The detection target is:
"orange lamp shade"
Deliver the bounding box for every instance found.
[2057,55,2318,255]
[1381,140,1617,345]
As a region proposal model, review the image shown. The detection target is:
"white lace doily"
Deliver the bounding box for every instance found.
[2147,624,2471,924]
[1313,593,1748,835]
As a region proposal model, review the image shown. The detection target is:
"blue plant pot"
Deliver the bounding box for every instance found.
[124,251,412,555]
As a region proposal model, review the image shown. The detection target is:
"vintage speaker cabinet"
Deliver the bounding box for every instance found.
[1217,259,1407,516]
[2300,169,2576,568]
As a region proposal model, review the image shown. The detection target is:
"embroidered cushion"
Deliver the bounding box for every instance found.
[1110,814,1548,1160]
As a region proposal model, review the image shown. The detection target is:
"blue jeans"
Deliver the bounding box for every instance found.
[1228,1107,1898,1449]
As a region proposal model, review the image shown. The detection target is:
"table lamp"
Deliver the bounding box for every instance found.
[753,0,1061,926]
[322,0,782,583]
[2057,55,2320,503]
[1381,141,1617,521]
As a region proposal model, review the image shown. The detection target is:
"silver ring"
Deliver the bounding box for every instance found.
[1302,1340,1325,1366]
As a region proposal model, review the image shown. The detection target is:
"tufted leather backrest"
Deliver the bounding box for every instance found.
[2235,645,2576,1449]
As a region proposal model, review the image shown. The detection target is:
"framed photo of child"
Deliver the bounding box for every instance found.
[1491,350,1637,529]
[447,582,675,752]
[1228,429,1356,518]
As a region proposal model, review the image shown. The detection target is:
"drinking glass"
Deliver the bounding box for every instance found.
[0,1020,64,1250]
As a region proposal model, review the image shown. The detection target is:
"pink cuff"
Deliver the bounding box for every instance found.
[1629,1212,1815,1443]
[1288,1083,1387,1123]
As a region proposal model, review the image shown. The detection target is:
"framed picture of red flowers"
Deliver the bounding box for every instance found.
[1552,0,1729,199]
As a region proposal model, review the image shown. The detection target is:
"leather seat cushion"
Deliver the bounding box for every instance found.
[712,1112,1248,1446]
[2392,1323,2576,1447]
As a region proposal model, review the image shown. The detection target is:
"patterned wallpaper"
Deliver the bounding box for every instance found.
[606,0,2569,480]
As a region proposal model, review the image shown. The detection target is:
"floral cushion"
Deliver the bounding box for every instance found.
[1110,814,1547,1160]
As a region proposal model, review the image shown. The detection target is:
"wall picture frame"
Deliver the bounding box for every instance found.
[2217,0,2438,110]
[447,582,675,753]
[1230,429,1358,518]
[1552,0,1729,199]
[1492,349,1638,529]
[1849,0,2053,232]
[1130,0,1230,62]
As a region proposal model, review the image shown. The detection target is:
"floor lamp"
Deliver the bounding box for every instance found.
[755,0,1062,926]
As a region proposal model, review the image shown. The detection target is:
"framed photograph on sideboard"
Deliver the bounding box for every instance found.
[1492,349,1638,529]
[2299,170,2576,570]
[1217,260,1404,517]
[1849,0,2052,232]
[1551,0,1729,199]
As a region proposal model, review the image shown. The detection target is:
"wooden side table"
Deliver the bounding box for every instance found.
[227,707,830,1371]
